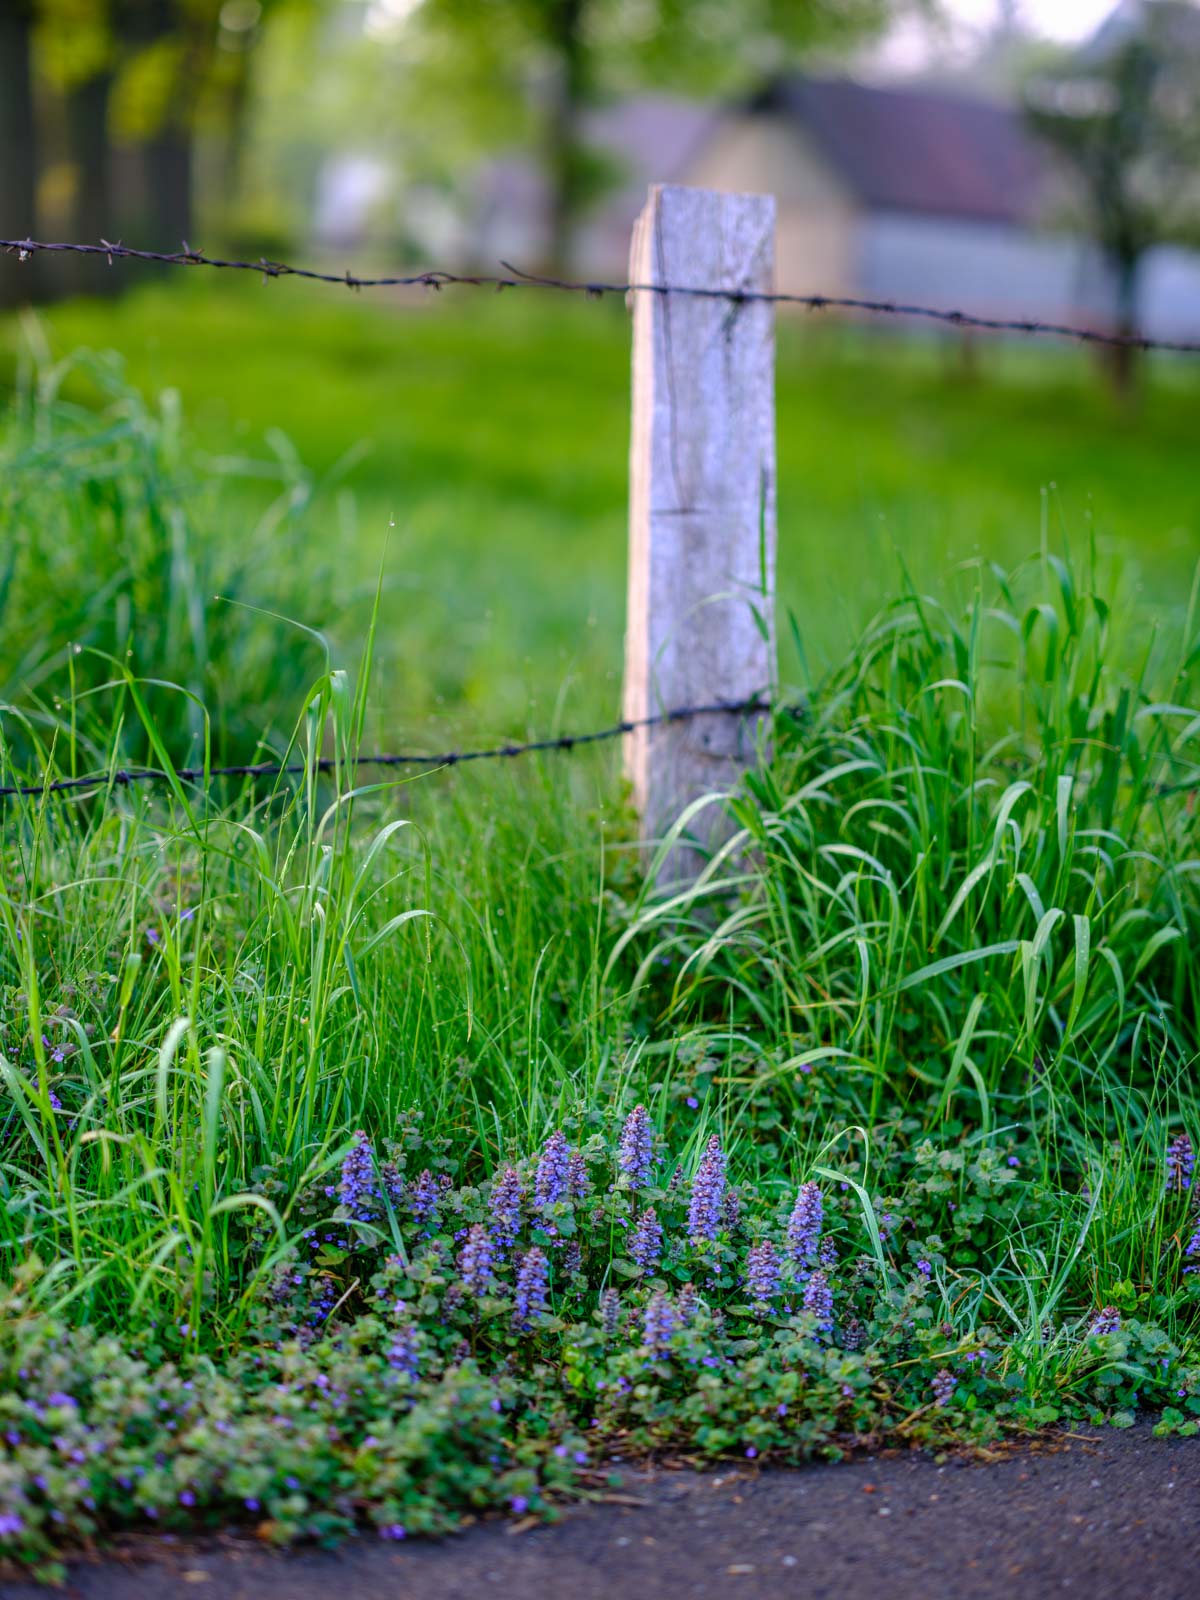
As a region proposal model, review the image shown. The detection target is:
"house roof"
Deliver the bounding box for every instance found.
[751,76,1048,226]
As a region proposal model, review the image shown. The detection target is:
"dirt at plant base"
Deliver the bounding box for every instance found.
[4,1424,1196,1600]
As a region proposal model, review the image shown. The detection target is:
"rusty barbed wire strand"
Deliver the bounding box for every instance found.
[4,235,1200,354]
[0,698,776,800]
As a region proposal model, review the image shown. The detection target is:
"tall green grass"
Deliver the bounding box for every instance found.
[0,341,335,767]
[0,343,1195,1397]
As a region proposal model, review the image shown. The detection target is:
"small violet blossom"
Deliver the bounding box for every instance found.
[618,1105,655,1187]
[458,1224,495,1297]
[787,1181,823,1273]
[630,1207,663,1271]
[534,1132,571,1210]
[687,1135,726,1245]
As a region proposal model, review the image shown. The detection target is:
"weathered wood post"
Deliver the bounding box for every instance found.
[623,184,777,877]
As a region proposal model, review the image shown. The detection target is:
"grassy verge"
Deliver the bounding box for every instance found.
[0,330,1199,1582]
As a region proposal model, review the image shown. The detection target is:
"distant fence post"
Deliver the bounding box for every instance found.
[623,183,777,878]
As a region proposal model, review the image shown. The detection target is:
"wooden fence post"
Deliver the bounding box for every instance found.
[623,183,777,877]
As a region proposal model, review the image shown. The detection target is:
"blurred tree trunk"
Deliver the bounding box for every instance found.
[143,124,194,247]
[66,70,120,295]
[543,0,586,275]
[117,0,199,251]
[0,0,40,307]
[1108,253,1140,402]
[216,44,253,220]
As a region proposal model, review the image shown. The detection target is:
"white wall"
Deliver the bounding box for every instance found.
[852,213,1200,341]
[857,212,1091,323]
[1136,247,1200,341]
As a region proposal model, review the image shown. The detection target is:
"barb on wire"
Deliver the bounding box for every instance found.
[5,235,1200,354]
[0,698,775,801]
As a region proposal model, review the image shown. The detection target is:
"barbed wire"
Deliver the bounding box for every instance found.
[0,698,775,800]
[4,235,1200,355]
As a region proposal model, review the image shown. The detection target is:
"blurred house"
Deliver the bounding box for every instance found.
[683,77,1093,325]
[438,69,1200,340]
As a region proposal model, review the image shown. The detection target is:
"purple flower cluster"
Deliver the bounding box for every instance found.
[458,1224,495,1297]
[802,1269,834,1333]
[687,1135,726,1245]
[489,1166,524,1250]
[409,1169,443,1226]
[630,1208,663,1271]
[387,1322,420,1378]
[1088,1305,1121,1337]
[642,1289,677,1354]
[337,1131,378,1222]
[513,1247,550,1328]
[1185,1218,1200,1274]
[535,1132,571,1209]
[618,1105,655,1187]
[1166,1132,1194,1195]
[745,1239,781,1309]
[567,1150,590,1201]
[787,1181,823,1273]
[600,1287,621,1340]
[931,1367,957,1408]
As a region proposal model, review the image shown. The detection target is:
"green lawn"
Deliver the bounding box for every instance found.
[8,277,1200,735]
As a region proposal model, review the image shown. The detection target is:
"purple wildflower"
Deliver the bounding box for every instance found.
[1088,1305,1121,1337]
[387,1324,420,1378]
[642,1289,677,1355]
[787,1181,823,1272]
[1185,1218,1200,1274]
[535,1132,571,1209]
[677,1282,699,1324]
[489,1165,524,1250]
[630,1207,663,1271]
[337,1131,378,1221]
[931,1367,957,1408]
[802,1269,834,1334]
[600,1287,620,1340]
[0,1512,24,1538]
[618,1105,655,1187]
[916,1259,932,1279]
[687,1135,726,1245]
[567,1150,590,1201]
[723,1188,742,1234]
[458,1224,495,1297]
[1166,1133,1194,1195]
[379,1523,406,1540]
[513,1247,550,1328]
[409,1169,443,1227]
[745,1239,781,1309]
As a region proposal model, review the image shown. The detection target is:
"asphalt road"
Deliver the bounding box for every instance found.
[3,1425,1196,1600]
